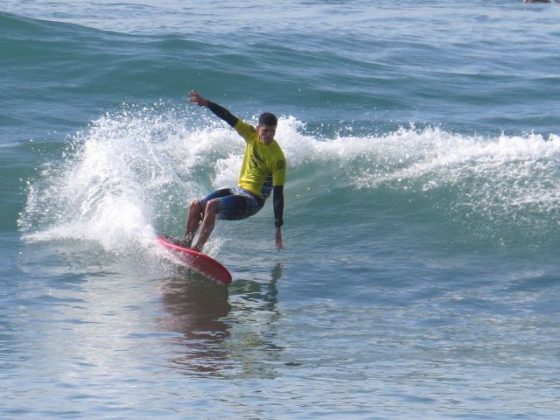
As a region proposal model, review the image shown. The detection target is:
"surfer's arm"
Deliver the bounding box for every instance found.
[189,90,238,127]
[273,185,284,250]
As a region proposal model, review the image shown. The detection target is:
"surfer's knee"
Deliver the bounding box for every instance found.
[190,200,202,215]
[205,199,219,216]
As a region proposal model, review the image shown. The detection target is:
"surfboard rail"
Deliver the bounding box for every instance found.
[157,234,232,285]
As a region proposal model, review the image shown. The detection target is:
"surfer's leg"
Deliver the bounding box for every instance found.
[184,188,232,248]
[183,200,203,248]
[193,199,219,251]
[190,188,261,251]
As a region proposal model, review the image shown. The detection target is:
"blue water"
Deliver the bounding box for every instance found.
[2,1,560,417]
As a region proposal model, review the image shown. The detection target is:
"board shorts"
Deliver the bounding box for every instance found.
[198,187,264,220]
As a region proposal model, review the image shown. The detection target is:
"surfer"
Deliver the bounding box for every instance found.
[181,91,286,252]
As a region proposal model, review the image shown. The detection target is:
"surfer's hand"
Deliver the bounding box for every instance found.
[189,91,208,107]
[275,227,284,250]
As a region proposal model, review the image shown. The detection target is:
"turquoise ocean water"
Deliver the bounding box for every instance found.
[2,0,560,417]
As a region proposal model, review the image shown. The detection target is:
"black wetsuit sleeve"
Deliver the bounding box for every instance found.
[273,185,284,227]
[207,101,239,127]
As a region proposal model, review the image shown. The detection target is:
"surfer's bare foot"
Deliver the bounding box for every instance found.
[191,240,205,252]
[181,235,193,248]
[166,236,191,248]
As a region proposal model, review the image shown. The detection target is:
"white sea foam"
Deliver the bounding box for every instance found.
[352,128,560,221]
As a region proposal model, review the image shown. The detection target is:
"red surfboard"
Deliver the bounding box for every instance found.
[157,234,232,285]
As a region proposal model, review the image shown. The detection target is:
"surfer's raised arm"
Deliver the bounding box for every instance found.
[189,90,238,127]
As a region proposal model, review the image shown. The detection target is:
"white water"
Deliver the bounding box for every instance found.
[20,105,560,256]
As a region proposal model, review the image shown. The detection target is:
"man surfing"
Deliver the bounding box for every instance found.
[178,91,286,252]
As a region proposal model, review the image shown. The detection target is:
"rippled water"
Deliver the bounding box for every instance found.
[2,1,560,417]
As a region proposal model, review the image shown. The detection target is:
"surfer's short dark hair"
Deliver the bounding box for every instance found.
[258,112,278,127]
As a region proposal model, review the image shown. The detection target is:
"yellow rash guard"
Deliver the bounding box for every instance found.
[234,119,286,199]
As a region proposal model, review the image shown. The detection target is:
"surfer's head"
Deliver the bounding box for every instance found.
[257,112,277,144]
[259,112,277,127]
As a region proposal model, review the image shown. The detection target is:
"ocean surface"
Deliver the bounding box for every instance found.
[2,0,560,417]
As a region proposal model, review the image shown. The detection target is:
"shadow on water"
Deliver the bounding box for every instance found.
[159,269,231,376]
[230,263,282,312]
[224,263,286,379]
[159,263,285,378]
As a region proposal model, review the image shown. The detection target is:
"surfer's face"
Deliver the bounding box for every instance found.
[257,124,276,144]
